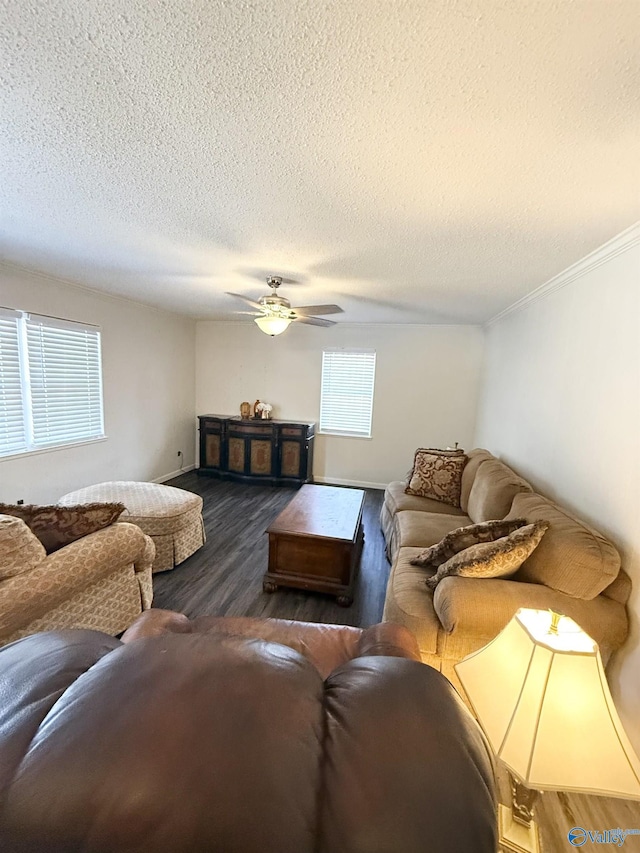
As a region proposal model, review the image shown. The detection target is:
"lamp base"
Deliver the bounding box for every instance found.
[499,804,541,853]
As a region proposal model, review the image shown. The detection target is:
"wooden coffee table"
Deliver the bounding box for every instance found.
[263,484,365,606]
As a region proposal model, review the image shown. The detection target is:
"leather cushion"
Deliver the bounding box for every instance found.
[0,629,497,853]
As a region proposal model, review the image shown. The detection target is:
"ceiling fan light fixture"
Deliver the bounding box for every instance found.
[227,275,340,333]
[254,315,291,336]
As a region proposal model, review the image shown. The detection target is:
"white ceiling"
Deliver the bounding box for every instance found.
[1,0,639,324]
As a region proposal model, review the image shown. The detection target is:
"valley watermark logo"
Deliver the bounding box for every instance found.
[568,827,640,847]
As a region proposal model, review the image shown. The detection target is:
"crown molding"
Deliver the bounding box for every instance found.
[0,259,196,321]
[485,221,640,327]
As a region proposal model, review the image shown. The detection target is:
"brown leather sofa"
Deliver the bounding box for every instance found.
[0,611,497,853]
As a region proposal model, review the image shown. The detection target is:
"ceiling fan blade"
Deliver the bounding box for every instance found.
[225,292,263,310]
[292,304,343,317]
[295,316,337,327]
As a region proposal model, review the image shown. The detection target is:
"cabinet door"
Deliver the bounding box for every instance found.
[228,423,275,477]
[249,438,273,476]
[280,439,302,478]
[278,426,309,481]
[204,433,222,468]
[199,418,226,471]
[227,436,246,473]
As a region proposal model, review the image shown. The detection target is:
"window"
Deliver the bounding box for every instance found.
[319,349,376,438]
[0,308,104,458]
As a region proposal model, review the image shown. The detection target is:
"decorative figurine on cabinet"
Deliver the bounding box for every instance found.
[240,401,251,419]
[255,401,273,419]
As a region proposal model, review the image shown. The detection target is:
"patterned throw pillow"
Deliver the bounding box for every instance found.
[0,502,126,554]
[410,518,527,568]
[425,520,550,591]
[0,515,47,580]
[405,448,468,508]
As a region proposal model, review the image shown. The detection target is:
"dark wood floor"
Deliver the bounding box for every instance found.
[152,472,389,627]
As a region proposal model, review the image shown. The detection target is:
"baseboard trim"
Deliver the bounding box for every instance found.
[314,476,386,490]
[152,468,386,489]
[153,464,195,483]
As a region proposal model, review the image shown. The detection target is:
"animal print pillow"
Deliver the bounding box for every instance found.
[410,518,527,568]
[425,521,550,591]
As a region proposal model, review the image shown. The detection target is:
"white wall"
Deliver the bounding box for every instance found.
[0,265,196,503]
[475,229,640,750]
[196,322,484,487]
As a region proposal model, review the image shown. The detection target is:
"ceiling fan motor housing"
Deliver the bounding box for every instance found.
[259,293,293,316]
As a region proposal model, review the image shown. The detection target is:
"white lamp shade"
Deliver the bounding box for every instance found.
[455,609,640,800]
[254,315,291,336]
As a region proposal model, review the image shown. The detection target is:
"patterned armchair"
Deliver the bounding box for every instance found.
[0,516,154,646]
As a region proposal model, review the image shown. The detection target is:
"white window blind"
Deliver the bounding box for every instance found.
[0,310,27,455]
[0,309,104,458]
[319,349,376,438]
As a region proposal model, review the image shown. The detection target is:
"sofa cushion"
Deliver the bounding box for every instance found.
[382,547,441,656]
[601,569,632,605]
[460,449,495,513]
[432,576,629,665]
[466,459,532,523]
[425,521,549,590]
[410,518,528,568]
[0,515,47,581]
[406,449,468,508]
[384,481,468,518]
[0,502,126,554]
[395,510,473,551]
[507,493,621,600]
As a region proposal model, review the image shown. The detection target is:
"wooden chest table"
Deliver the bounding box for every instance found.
[263,484,365,606]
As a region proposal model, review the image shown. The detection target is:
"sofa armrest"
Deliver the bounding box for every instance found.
[134,533,156,576]
[0,522,150,638]
[433,577,629,657]
[121,609,191,642]
[356,622,421,661]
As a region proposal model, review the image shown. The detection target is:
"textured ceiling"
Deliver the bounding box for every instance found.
[1,0,639,324]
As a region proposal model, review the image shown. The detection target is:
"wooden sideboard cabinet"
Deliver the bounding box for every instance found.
[198,415,315,487]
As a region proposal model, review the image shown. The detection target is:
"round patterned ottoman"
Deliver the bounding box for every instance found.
[59,482,205,573]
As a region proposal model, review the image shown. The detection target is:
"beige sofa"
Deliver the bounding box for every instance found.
[381,449,630,696]
[0,517,155,646]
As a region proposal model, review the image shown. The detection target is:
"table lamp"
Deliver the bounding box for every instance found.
[455,608,640,853]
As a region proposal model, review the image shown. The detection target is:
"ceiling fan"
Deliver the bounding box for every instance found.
[226,276,343,336]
